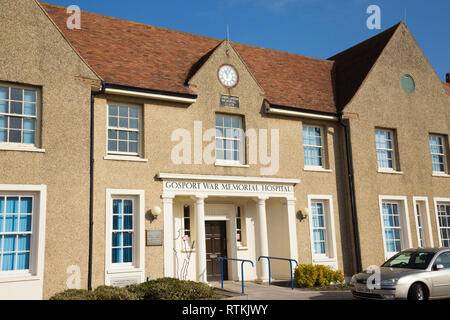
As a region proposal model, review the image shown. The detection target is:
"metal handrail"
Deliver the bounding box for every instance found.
[215,257,254,294]
[258,256,299,290]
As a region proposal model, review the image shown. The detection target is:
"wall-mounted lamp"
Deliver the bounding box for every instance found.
[299,208,310,221]
[150,205,162,222]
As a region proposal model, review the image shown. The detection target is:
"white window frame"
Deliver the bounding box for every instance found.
[215,114,245,166]
[412,197,434,248]
[0,185,46,300]
[307,195,338,269]
[429,134,449,175]
[105,189,145,286]
[375,128,399,172]
[0,83,44,153]
[106,102,143,158]
[433,198,450,248]
[379,195,412,260]
[303,125,327,170]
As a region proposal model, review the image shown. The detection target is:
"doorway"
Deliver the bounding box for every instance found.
[205,221,228,282]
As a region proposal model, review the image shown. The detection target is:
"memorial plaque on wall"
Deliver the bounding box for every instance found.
[146,230,163,246]
[220,95,239,108]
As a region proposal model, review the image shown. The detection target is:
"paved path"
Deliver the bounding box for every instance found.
[212,281,354,300]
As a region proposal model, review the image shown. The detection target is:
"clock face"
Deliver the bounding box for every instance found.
[218,65,238,88]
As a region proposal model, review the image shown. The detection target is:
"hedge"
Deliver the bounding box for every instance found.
[49,278,216,300]
[294,264,344,288]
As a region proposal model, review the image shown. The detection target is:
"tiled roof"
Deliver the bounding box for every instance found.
[443,83,450,95]
[328,23,401,110]
[40,2,337,113]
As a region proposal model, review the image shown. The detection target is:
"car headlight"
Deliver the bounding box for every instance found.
[380,278,399,286]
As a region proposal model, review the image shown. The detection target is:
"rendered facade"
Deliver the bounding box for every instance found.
[0,0,448,299]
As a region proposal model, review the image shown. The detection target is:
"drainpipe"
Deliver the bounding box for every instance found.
[88,80,105,291]
[338,113,363,273]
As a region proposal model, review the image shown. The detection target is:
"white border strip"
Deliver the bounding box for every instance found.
[157,173,300,185]
[266,106,338,121]
[105,88,196,104]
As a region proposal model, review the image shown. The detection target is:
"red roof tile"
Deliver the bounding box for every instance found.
[41,2,337,113]
[329,23,401,110]
[443,83,450,95]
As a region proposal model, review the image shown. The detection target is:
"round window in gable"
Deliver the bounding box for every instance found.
[401,74,415,94]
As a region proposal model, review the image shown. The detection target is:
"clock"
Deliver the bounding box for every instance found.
[218,65,238,88]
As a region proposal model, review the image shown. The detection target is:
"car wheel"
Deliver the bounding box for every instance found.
[408,283,428,301]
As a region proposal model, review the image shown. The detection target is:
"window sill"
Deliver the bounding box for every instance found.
[215,162,250,168]
[107,267,144,275]
[0,273,40,284]
[304,167,332,173]
[377,169,404,175]
[432,173,450,178]
[0,145,45,153]
[104,155,148,163]
[312,257,337,264]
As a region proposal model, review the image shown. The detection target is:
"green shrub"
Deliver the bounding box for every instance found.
[93,286,139,300]
[49,289,96,300]
[126,278,216,300]
[294,264,344,288]
[50,278,216,300]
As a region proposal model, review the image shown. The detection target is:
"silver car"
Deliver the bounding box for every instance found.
[350,248,450,300]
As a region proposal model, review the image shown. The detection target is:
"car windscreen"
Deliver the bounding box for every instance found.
[382,251,435,270]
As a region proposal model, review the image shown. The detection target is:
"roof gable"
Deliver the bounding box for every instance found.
[41,2,337,113]
[328,23,401,110]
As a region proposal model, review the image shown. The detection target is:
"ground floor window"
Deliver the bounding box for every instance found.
[382,202,402,253]
[308,195,337,268]
[436,202,450,247]
[105,189,145,286]
[0,196,33,271]
[379,196,411,260]
[112,198,134,264]
[311,201,328,256]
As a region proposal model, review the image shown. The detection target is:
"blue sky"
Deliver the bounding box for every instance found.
[48,0,449,81]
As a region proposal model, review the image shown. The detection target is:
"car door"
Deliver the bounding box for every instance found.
[430,251,450,298]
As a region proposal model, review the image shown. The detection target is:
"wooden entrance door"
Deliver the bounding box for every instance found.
[205,221,228,282]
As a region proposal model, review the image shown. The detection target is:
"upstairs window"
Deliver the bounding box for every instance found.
[215,114,245,165]
[375,129,399,171]
[108,103,141,156]
[0,84,39,147]
[303,125,324,168]
[429,134,448,174]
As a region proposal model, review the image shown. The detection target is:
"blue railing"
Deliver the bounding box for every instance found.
[215,257,254,294]
[258,256,299,290]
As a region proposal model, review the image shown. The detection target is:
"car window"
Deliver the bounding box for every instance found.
[435,252,450,269]
[382,251,435,269]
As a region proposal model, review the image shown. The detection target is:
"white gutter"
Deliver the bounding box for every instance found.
[157,173,300,185]
[105,88,197,104]
[266,106,338,121]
